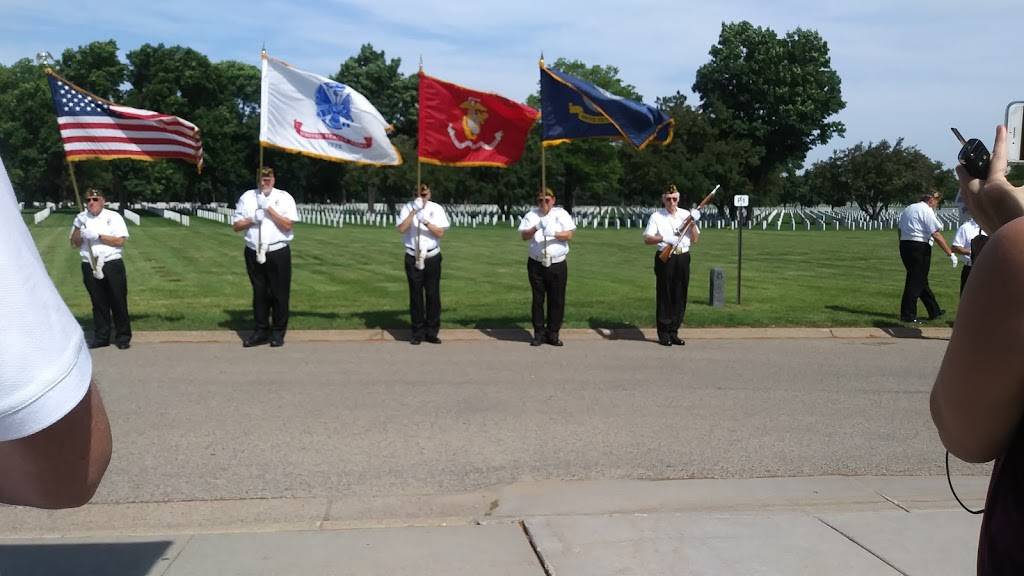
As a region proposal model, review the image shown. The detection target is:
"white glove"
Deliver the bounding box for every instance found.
[413,198,425,210]
[73,215,86,228]
[662,234,679,246]
[254,209,265,223]
[689,209,701,222]
[81,228,100,241]
[950,253,959,268]
[257,193,269,209]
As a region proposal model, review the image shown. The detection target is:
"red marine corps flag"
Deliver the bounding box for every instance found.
[417,72,539,168]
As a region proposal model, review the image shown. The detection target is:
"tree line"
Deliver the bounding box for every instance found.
[0,22,988,219]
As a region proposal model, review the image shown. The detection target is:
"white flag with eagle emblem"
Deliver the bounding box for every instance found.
[259,53,402,166]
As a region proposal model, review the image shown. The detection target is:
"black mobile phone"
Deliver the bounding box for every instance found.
[951,127,991,179]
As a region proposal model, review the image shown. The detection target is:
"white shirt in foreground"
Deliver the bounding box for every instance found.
[397,200,451,253]
[644,208,700,253]
[519,206,576,261]
[232,188,300,251]
[898,201,942,244]
[0,156,92,441]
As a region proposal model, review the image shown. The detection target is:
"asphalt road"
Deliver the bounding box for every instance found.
[86,336,980,504]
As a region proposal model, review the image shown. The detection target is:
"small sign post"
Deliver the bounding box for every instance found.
[734,195,749,304]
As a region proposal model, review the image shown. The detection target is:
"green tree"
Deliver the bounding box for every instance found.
[804,139,947,220]
[693,21,845,194]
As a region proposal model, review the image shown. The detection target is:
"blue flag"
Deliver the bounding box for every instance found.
[540,62,673,149]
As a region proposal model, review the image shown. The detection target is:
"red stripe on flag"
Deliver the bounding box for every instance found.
[61,135,203,149]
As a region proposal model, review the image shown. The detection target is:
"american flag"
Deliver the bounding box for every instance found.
[47,71,203,170]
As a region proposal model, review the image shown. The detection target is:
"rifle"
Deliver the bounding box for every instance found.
[658,184,720,263]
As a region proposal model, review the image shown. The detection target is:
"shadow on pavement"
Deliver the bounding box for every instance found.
[874,325,950,340]
[0,541,173,576]
[587,318,647,341]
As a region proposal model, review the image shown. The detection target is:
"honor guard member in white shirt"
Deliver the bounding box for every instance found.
[1,156,111,509]
[644,184,700,347]
[897,190,956,323]
[232,167,299,348]
[397,184,451,345]
[952,215,983,295]
[70,189,132,350]
[519,187,576,347]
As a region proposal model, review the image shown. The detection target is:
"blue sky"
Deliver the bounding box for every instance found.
[1,0,1018,167]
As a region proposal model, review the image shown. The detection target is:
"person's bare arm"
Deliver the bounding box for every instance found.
[265,207,293,233]
[931,230,954,257]
[232,218,253,233]
[931,218,1024,463]
[0,381,112,508]
[397,208,417,234]
[97,234,126,248]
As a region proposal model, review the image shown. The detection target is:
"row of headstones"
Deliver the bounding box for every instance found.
[141,203,190,227]
[33,206,52,224]
[195,209,227,224]
[123,209,141,226]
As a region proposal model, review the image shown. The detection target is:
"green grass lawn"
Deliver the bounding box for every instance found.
[27,210,963,331]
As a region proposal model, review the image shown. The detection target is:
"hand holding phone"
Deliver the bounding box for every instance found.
[956,125,1024,235]
[952,127,991,180]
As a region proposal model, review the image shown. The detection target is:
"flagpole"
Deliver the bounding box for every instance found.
[415,57,424,271]
[539,54,547,195]
[66,158,100,275]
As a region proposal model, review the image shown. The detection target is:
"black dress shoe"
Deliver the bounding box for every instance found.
[658,339,672,346]
[669,335,685,346]
[243,334,269,348]
[928,309,946,321]
[530,334,544,346]
[409,336,421,345]
[425,336,442,344]
[900,317,922,324]
[116,342,131,350]
[269,338,284,348]
[89,341,110,349]
[546,335,564,347]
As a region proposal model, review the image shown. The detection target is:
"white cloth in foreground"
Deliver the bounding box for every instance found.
[0,155,92,441]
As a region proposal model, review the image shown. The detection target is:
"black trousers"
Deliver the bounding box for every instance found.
[960,265,972,295]
[527,258,567,337]
[654,251,690,338]
[245,245,291,340]
[81,259,131,346]
[404,253,442,339]
[899,240,941,320]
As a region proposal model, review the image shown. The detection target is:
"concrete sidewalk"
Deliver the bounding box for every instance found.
[0,475,986,575]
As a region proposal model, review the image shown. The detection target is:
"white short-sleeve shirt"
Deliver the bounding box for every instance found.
[1,156,92,441]
[233,188,300,251]
[644,208,699,253]
[952,218,982,266]
[519,206,576,261]
[71,208,129,263]
[899,201,942,244]
[397,200,451,253]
